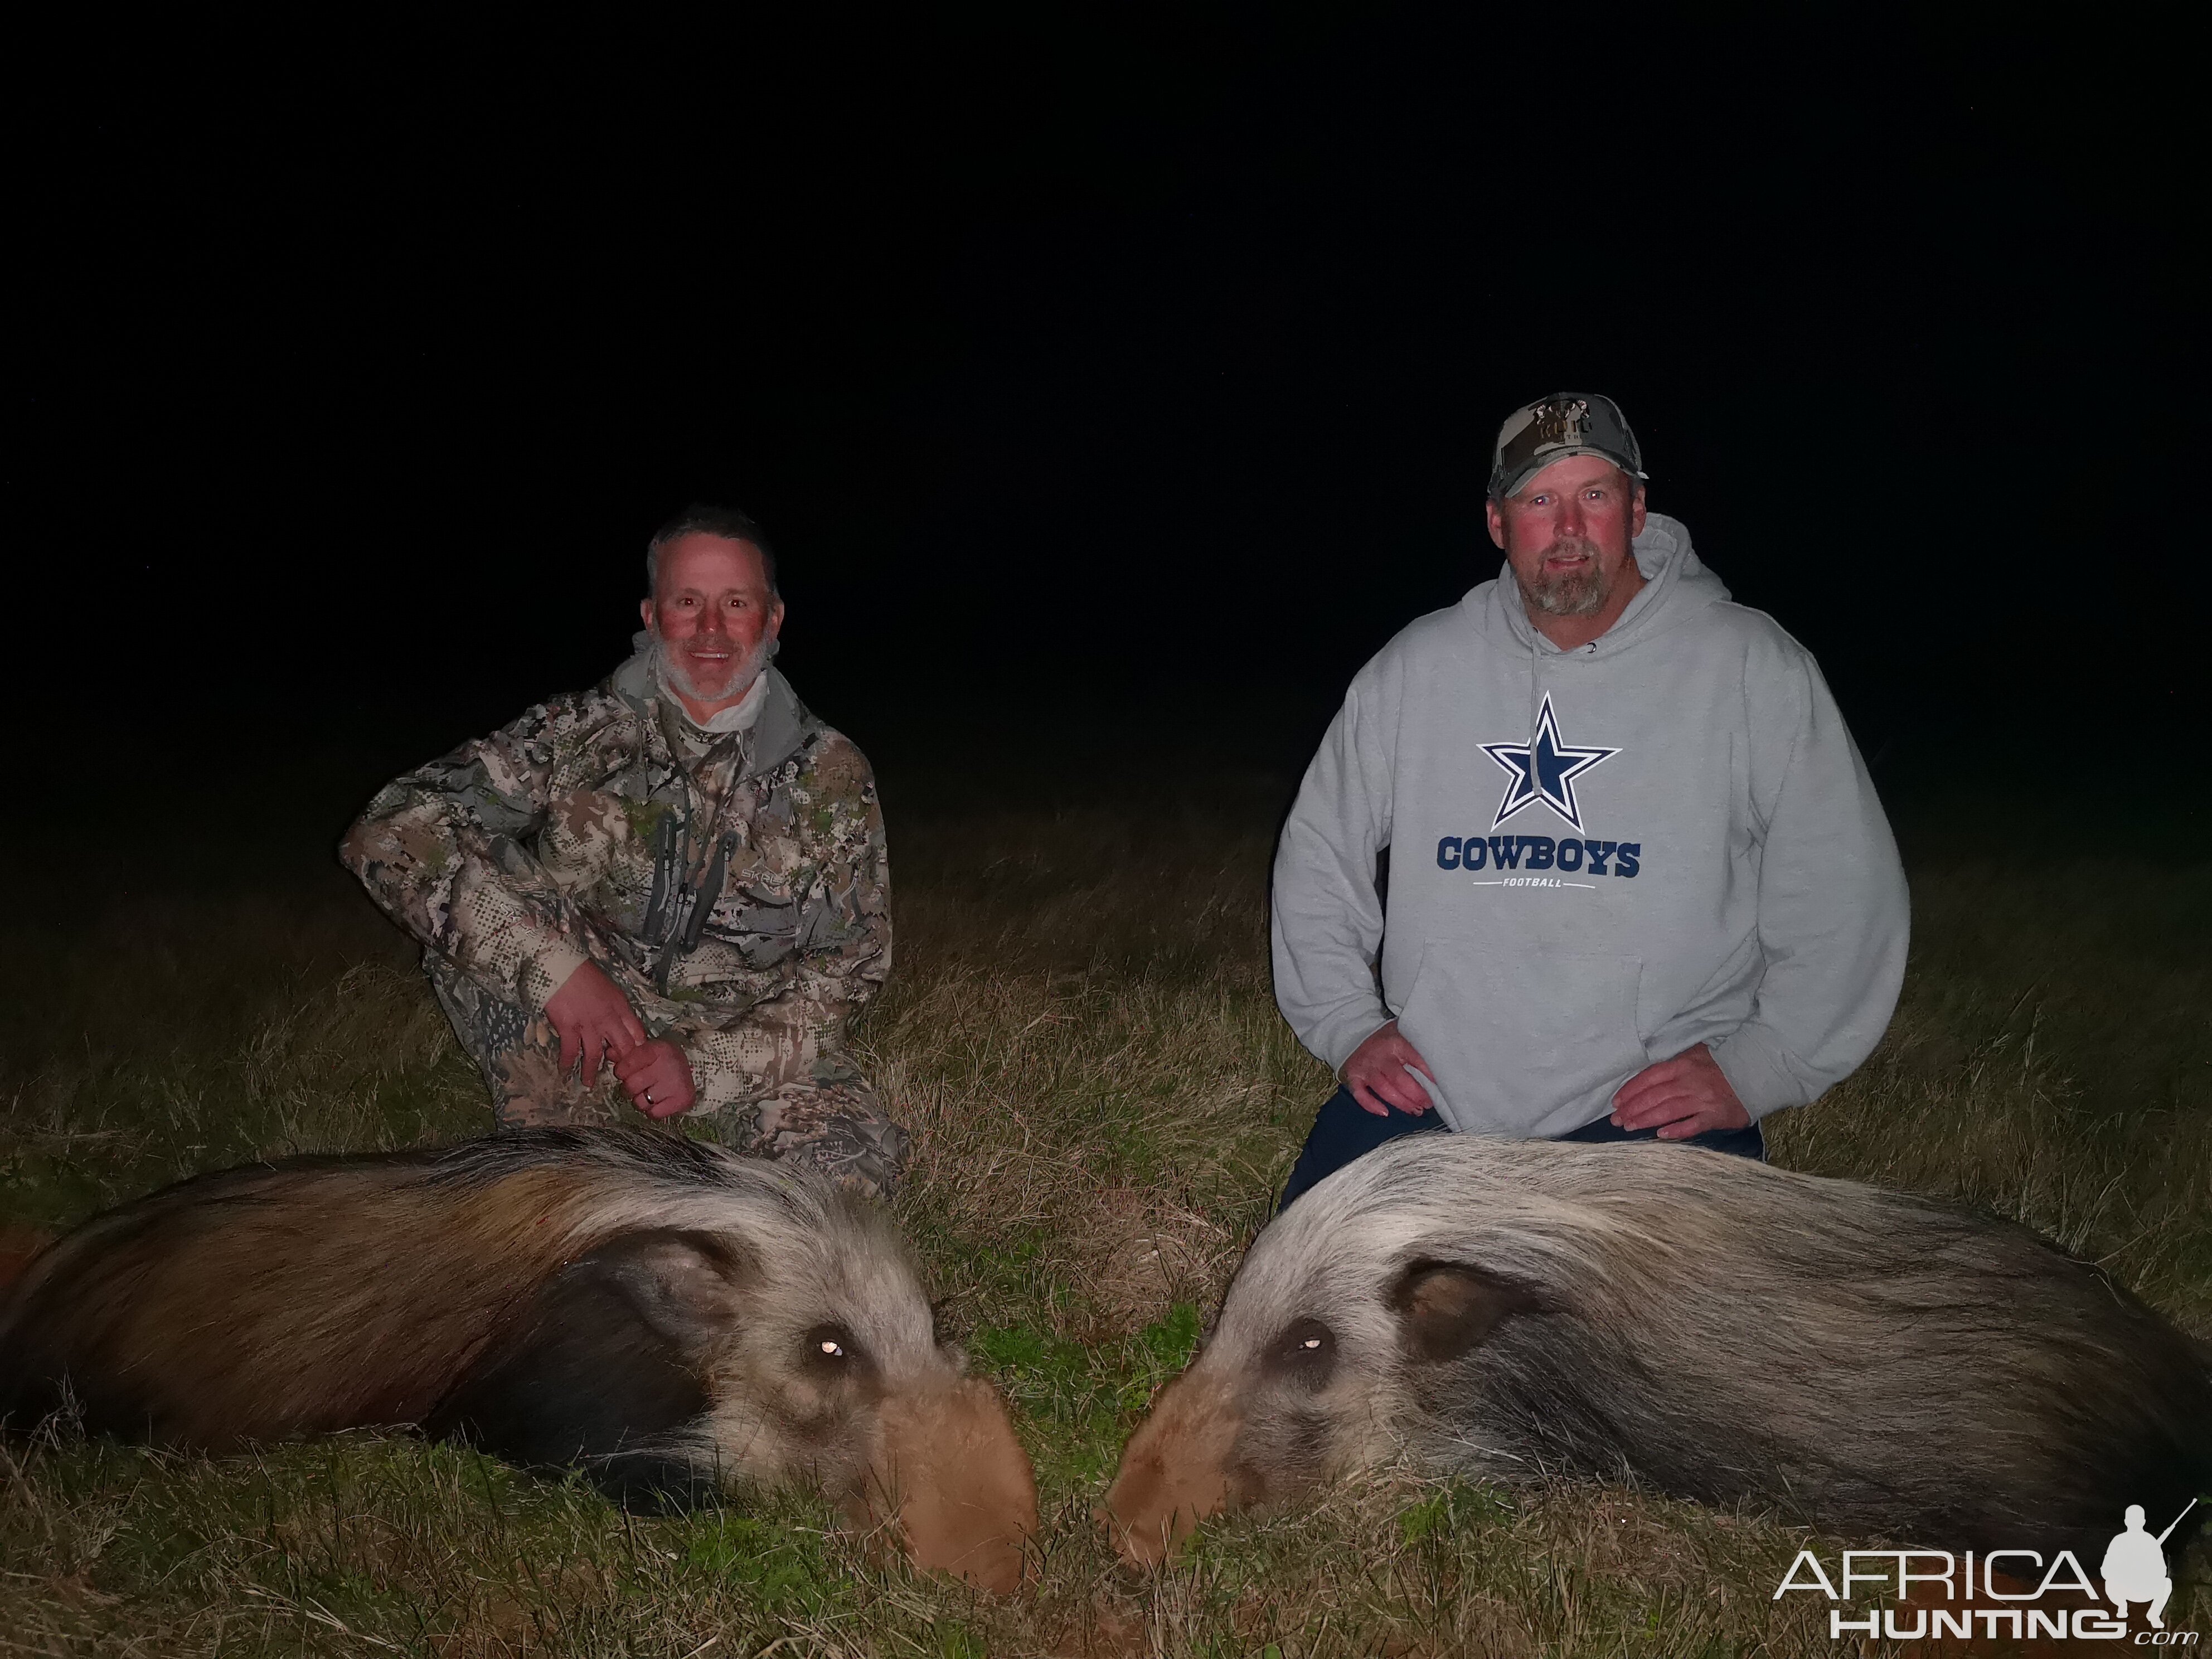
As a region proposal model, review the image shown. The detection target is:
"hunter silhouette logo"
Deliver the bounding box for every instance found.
[2104,1499,2196,1630]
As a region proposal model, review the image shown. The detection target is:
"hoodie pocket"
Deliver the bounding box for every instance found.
[1393,941,1648,1137]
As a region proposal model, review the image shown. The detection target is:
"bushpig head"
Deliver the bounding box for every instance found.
[426,1204,1040,1593]
[1106,1242,1530,1565]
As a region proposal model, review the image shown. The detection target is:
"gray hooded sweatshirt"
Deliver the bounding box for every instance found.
[1271,513,1908,1137]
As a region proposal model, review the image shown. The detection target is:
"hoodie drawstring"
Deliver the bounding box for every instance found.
[1529,633,1543,765]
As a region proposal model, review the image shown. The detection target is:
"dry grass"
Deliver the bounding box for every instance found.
[2,790,2207,1655]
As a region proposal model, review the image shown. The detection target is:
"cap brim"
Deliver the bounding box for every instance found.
[1491,447,1647,499]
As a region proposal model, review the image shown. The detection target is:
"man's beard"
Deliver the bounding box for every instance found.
[1515,537,1613,617]
[648,629,774,706]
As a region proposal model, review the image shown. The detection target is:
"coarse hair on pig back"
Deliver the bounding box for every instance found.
[1107,1135,2212,1568]
[0,1128,1036,1594]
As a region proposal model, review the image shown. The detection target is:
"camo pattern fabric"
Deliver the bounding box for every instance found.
[342,657,904,1195]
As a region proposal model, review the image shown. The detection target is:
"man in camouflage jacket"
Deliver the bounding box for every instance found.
[341,507,905,1196]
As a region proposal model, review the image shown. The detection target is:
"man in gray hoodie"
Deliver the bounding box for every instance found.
[1270,393,1907,1207]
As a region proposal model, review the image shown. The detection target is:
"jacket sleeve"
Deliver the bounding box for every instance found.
[1706,651,1909,1118]
[338,701,597,1011]
[1271,679,1399,1073]
[669,733,892,1090]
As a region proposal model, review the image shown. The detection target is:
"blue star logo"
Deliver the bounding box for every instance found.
[1481,693,1621,831]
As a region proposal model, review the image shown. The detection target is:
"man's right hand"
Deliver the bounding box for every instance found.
[544,960,648,1085]
[1341,1020,1439,1118]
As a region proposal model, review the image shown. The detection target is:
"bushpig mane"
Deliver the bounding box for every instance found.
[420,1126,905,1292]
[425,1124,787,1197]
[1220,1136,2211,1557]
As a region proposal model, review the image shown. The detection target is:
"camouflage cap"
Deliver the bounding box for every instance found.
[1488,393,1646,499]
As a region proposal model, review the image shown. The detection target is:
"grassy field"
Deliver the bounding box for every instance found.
[2,771,2207,1656]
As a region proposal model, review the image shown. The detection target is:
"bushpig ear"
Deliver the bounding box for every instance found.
[590,1230,755,1353]
[1388,1259,1539,1363]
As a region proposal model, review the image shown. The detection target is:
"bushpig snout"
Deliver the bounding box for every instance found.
[858,1375,1038,1594]
[1102,1368,1245,1568]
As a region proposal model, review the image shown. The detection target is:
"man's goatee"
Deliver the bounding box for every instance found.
[1517,559,1609,617]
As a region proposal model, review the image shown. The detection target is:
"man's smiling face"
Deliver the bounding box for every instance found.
[641,532,785,710]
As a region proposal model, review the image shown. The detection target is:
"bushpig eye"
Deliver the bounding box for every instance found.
[803,1323,860,1369]
[1267,1317,1337,1390]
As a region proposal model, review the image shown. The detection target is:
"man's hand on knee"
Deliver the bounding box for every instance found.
[615,1039,697,1119]
[544,961,648,1084]
[1342,1021,1439,1119]
[1611,1043,1751,1139]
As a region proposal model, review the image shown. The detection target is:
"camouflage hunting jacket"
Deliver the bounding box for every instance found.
[341,657,890,1112]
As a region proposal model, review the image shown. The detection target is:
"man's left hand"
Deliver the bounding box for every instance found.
[615,1039,697,1119]
[1611,1044,1750,1140]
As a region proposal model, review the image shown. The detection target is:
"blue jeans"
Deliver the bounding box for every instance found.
[1276,1086,1766,1212]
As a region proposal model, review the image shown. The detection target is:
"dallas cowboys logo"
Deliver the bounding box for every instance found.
[1480,693,1620,831]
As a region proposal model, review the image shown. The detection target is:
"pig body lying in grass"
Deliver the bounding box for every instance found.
[0,1127,1035,1593]
[1107,1136,2211,1566]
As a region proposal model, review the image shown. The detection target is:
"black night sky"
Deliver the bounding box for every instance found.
[10,11,2203,836]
